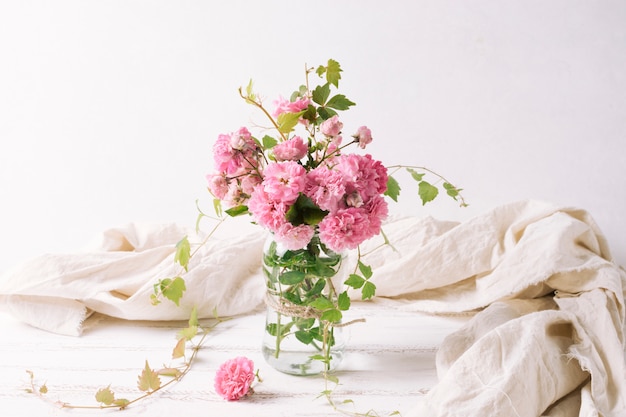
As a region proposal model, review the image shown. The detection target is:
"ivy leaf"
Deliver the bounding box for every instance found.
[358,261,373,279]
[262,135,278,149]
[321,308,342,322]
[157,368,183,378]
[177,324,198,341]
[312,83,331,106]
[325,59,342,88]
[277,111,305,133]
[407,168,425,182]
[344,274,365,289]
[137,361,161,393]
[418,181,439,205]
[95,386,115,405]
[160,277,186,306]
[172,337,186,359]
[279,270,306,285]
[326,94,355,111]
[188,305,198,328]
[174,237,191,271]
[362,281,377,300]
[385,175,401,202]
[114,398,130,408]
[443,182,463,200]
[338,291,351,311]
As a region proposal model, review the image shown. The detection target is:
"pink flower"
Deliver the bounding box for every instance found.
[304,166,346,212]
[248,187,289,232]
[318,207,373,252]
[272,96,310,118]
[206,173,229,200]
[275,223,315,250]
[214,357,255,401]
[273,136,308,161]
[354,126,373,149]
[213,127,261,176]
[320,115,343,137]
[262,161,306,205]
[336,154,388,201]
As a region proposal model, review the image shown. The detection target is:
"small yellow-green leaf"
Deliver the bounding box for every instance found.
[177,325,198,341]
[137,361,161,392]
[161,277,186,307]
[114,398,130,408]
[172,337,186,359]
[188,305,198,328]
[277,111,305,134]
[418,181,439,205]
[95,386,115,405]
[157,368,183,378]
[325,59,342,88]
[407,167,425,182]
[39,384,48,394]
[174,237,191,271]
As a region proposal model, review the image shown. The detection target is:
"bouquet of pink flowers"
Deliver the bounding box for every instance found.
[206,65,390,255]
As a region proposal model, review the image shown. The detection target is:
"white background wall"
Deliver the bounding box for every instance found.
[1,1,625,274]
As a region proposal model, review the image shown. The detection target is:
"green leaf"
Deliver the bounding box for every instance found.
[262,135,278,149]
[279,270,306,285]
[312,83,331,106]
[160,277,186,306]
[95,386,115,405]
[338,291,351,311]
[317,106,337,121]
[385,175,401,202]
[306,279,326,297]
[295,330,314,345]
[174,237,191,271]
[407,168,425,182]
[344,274,365,289]
[225,204,249,217]
[309,296,335,311]
[212,198,223,218]
[443,182,462,200]
[358,261,373,279]
[326,94,355,111]
[137,361,161,392]
[418,181,439,205]
[325,59,342,87]
[321,308,342,322]
[157,368,183,378]
[362,281,377,300]
[277,111,305,134]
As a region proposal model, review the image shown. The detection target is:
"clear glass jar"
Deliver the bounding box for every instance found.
[261,234,346,376]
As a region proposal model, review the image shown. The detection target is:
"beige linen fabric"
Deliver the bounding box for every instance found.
[1,200,624,416]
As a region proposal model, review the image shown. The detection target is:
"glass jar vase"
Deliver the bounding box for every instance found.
[261,234,346,376]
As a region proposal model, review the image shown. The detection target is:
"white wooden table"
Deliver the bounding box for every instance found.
[0,302,469,416]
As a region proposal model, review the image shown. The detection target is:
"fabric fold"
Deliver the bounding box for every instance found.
[0,199,624,416]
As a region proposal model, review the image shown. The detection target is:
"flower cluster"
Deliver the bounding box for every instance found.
[206,60,389,253]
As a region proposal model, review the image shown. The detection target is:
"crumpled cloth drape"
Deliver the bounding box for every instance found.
[1,200,624,416]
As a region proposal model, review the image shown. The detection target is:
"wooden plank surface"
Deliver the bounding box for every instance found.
[0,302,470,416]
